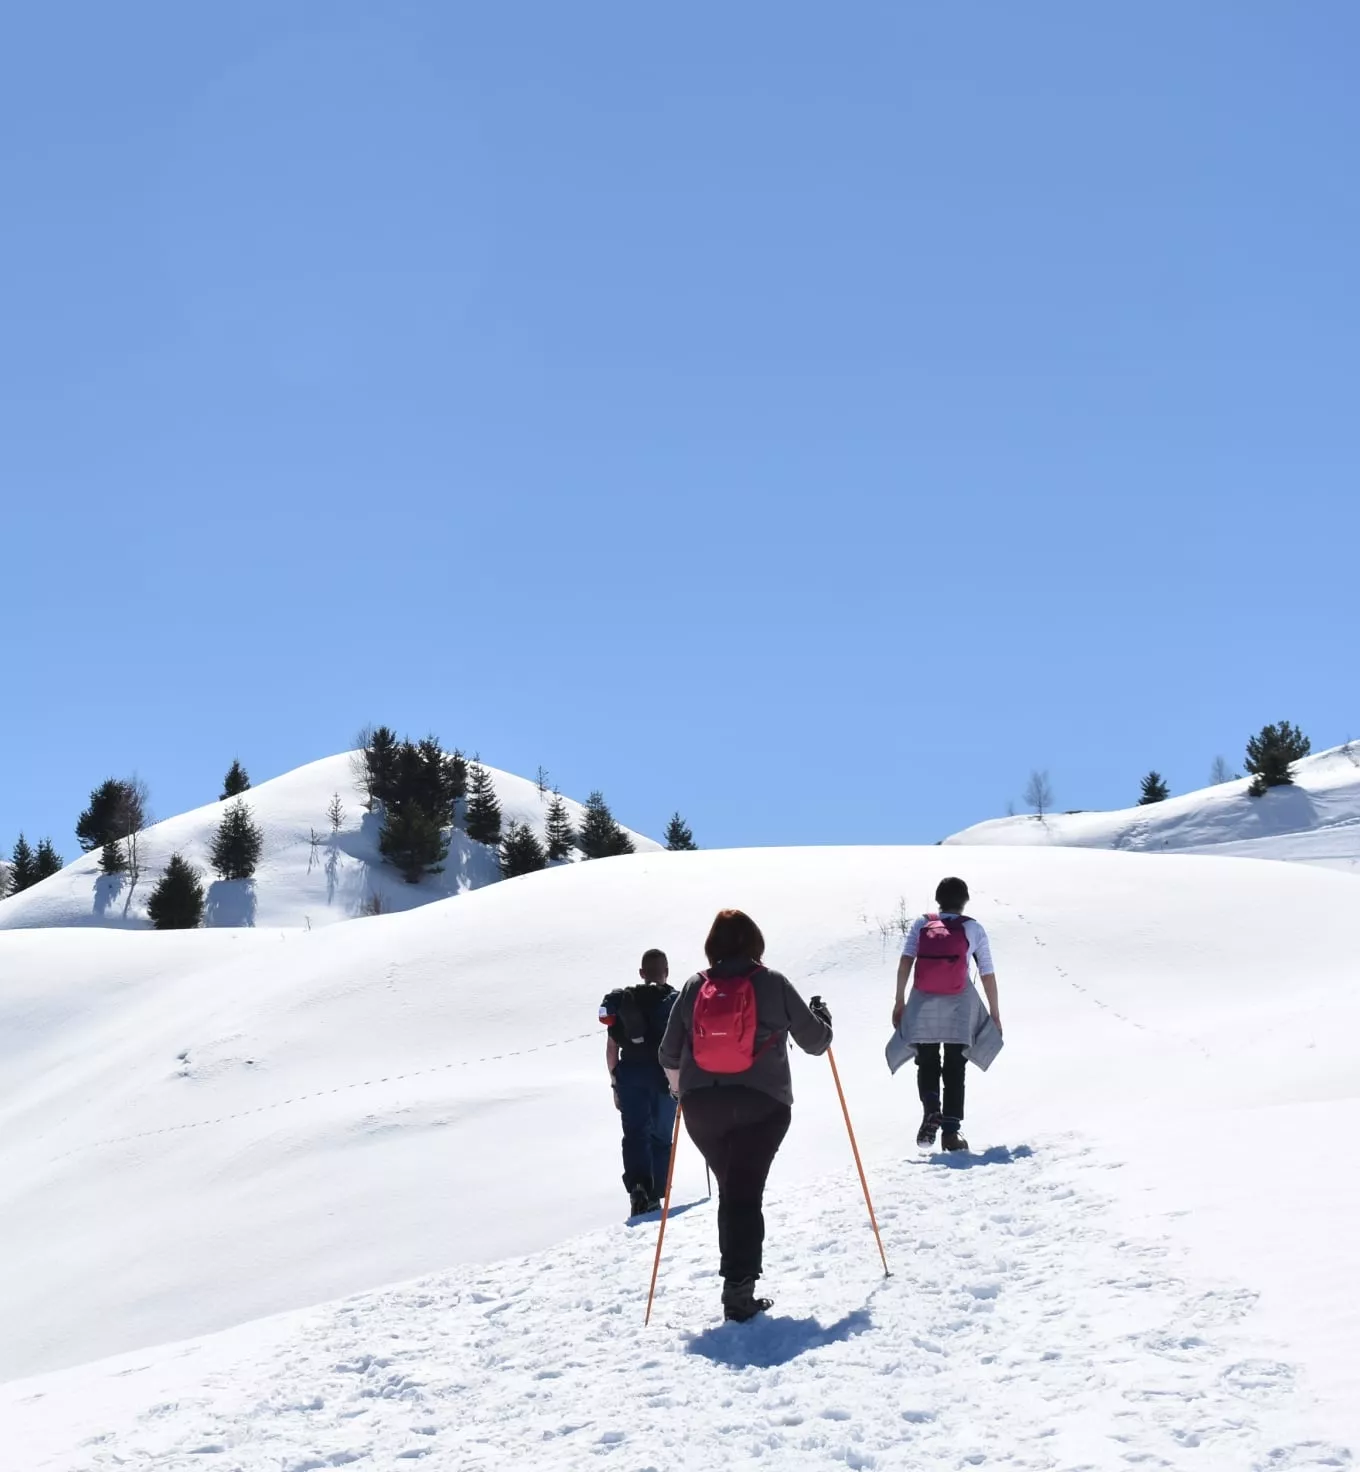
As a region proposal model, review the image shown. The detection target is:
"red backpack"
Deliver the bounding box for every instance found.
[914,914,971,995]
[691,967,768,1073]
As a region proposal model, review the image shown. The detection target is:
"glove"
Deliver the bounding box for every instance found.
[809,994,832,1027]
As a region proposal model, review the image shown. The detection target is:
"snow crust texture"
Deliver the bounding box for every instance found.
[946,744,1360,873]
[4,1140,1352,1470]
[0,751,659,931]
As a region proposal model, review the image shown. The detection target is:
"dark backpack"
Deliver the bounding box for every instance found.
[599,984,674,1063]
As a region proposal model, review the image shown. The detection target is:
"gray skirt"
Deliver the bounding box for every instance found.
[885,983,1003,1075]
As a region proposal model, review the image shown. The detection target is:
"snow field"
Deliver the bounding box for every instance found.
[3,1138,1351,1471]
[0,751,660,931]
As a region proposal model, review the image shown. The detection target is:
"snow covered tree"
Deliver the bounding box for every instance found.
[1023,770,1054,819]
[500,821,547,878]
[1245,721,1311,797]
[544,791,575,861]
[664,812,697,850]
[146,854,205,930]
[220,760,251,799]
[32,837,63,881]
[379,805,449,883]
[577,791,635,859]
[210,799,264,880]
[464,761,503,846]
[6,835,36,895]
[1138,772,1170,805]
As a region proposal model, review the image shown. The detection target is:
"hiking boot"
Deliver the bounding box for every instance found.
[721,1276,773,1323]
[941,1130,969,1152]
[629,1183,653,1217]
[916,1112,941,1149]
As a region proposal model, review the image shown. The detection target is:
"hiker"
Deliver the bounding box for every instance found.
[601,949,679,1217]
[658,909,832,1322]
[890,876,1002,1152]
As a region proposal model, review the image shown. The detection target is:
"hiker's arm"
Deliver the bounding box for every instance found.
[980,972,1001,1032]
[657,980,689,1072]
[606,1036,619,1076]
[664,1067,680,1097]
[893,956,914,1026]
[784,980,832,1055]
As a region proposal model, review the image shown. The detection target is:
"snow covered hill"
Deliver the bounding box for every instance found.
[946,742,1360,872]
[2,842,1358,1458]
[0,751,659,931]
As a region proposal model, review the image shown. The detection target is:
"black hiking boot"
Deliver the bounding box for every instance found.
[721,1276,773,1323]
[916,1107,942,1149]
[941,1129,969,1152]
[629,1183,653,1217]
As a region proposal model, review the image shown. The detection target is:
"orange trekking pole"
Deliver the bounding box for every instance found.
[827,1047,890,1277]
[644,1101,684,1326]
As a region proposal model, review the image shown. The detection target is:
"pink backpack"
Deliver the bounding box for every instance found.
[913,914,971,995]
[691,968,767,1073]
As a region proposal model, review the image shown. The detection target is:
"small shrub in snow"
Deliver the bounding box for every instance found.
[664,813,697,850]
[1245,721,1311,797]
[499,821,547,879]
[1138,772,1170,805]
[211,800,264,881]
[220,760,251,800]
[147,855,205,930]
[326,792,345,833]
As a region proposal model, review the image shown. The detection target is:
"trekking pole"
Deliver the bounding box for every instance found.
[644,1102,684,1326]
[705,1162,712,1199]
[827,1047,890,1277]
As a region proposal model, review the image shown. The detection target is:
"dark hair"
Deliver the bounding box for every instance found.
[639,948,668,979]
[935,876,970,912]
[704,909,765,966]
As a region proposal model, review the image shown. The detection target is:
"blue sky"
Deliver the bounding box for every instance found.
[3,1,1358,857]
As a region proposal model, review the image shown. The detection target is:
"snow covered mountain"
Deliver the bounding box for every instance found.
[2,843,1357,1462]
[946,742,1360,872]
[0,751,659,931]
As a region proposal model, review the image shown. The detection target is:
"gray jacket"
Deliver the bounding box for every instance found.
[885,981,1004,1074]
[658,961,832,1107]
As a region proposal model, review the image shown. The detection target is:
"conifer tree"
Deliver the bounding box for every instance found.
[577,791,635,859]
[499,821,548,879]
[220,760,251,799]
[101,837,128,874]
[379,806,450,883]
[32,838,63,881]
[7,835,36,895]
[1138,772,1170,805]
[464,761,503,846]
[364,726,402,808]
[444,749,469,809]
[76,778,131,852]
[210,799,265,880]
[147,854,205,929]
[544,790,575,861]
[326,792,345,833]
[1245,721,1311,796]
[664,812,697,850]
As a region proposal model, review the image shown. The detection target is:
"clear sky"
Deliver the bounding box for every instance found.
[3,2,1358,857]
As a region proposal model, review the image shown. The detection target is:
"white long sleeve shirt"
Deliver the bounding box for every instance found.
[901,913,995,978]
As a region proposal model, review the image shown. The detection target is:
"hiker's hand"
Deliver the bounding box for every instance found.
[892,1001,904,1029]
[809,994,832,1027]
[991,1013,1003,1035]
[610,1080,621,1110]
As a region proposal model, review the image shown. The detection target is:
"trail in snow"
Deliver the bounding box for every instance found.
[6,1138,1351,1472]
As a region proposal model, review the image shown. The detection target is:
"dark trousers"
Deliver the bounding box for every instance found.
[915,1043,967,1129]
[615,1063,677,1195]
[682,1085,792,1282]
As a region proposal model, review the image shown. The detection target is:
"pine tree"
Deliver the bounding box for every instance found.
[210,799,264,880]
[464,762,503,846]
[444,749,469,809]
[7,835,36,895]
[32,838,63,881]
[76,778,131,852]
[544,790,575,861]
[220,760,251,799]
[146,854,205,929]
[1138,772,1170,805]
[379,805,450,883]
[577,791,635,859]
[1245,721,1311,796]
[101,837,128,874]
[364,726,402,808]
[326,792,345,833]
[664,812,697,850]
[499,821,548,879]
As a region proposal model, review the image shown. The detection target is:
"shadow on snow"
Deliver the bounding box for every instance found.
[685,1308,873,1368]
[914,1143,1034,1170]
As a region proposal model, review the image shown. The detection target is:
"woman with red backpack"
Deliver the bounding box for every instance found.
[658,909,832,1323]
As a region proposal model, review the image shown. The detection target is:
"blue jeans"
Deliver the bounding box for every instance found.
[614,1062,677,1196]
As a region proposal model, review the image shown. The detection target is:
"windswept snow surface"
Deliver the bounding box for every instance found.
[946,743,1360,873]
[2,842,1359,1464]
[0,751,659,931]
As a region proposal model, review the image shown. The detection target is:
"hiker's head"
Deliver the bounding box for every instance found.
[704,909,765,966]
[935,876,970,912]
[639,948,669,984]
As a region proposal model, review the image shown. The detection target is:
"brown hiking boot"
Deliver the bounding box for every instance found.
[941,1130,969,1152]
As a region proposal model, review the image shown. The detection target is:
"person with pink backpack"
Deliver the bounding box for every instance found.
[658,909,832,1322]
[889,876,1003,1152]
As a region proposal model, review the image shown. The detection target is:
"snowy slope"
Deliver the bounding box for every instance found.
[0,751,659,931]
[2,843,1359,1456]
[5,1137,1353,1471]
[946,742,1360,872]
